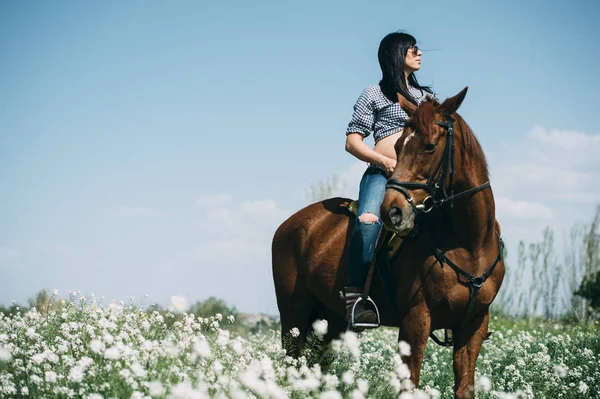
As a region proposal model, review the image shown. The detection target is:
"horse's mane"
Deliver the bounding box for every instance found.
[414,97,490,181]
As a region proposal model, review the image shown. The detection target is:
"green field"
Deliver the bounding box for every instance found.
[0,294,598,398]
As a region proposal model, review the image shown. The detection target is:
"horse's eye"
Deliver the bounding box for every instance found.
[424,143,437,153]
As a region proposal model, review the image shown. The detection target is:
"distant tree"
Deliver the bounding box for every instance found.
[188,296,238,318]
[574,271,600,310]
[26,289,64,314]
[305,173,346,203]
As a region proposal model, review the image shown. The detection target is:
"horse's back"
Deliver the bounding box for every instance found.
[271,197,354,309]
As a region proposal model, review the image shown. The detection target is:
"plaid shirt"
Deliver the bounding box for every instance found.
[346,84,434,144]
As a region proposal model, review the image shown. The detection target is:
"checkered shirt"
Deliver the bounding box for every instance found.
[346,84,435,143]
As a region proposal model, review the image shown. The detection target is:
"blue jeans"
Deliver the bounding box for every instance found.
[347,165,387,287]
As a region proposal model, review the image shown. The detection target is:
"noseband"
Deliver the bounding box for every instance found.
[385,116,490,212]
[382,116,502,344]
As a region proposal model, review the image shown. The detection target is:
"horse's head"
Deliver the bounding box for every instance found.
[381,87,477,234]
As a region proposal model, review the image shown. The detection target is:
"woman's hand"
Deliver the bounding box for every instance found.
[381,156,397,176]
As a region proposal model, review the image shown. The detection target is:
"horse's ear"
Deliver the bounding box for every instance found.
[440,87,468,117]
[397,92,417,116]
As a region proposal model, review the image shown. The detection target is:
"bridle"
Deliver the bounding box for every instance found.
[385,116,490,213]
[381,115,503,344]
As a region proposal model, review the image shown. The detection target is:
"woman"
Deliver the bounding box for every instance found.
[344,31,435,330]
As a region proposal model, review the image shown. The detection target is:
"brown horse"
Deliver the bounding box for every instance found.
[271,88,505,398]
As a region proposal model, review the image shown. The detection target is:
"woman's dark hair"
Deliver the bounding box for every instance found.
[378,31,432,104]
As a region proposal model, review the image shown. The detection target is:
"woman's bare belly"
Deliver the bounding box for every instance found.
[373,129,404,160]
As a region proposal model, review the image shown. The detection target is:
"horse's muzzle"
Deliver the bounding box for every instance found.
[383,203,415,234]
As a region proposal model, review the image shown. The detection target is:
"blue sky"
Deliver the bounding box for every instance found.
[1,1,599,314]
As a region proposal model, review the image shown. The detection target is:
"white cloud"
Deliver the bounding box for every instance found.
[113,206,165,218]
[495,197,554,220]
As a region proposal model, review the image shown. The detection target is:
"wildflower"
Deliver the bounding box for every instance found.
[69,366,84,383]
[0,346,12,362]
[193,335,211,358]
[169,296,188,313]
[290,327,300,338]
[320,391,342,399]
[553,365,567,378]
[217,330,230,347]
[398,340,411,356]
[578,381,588,394]
[312,319,328,337]
[342,332,360,358]
[396,363,411,380]
[357,378,369,394]
[104,347,120,360]
[45,371,57,383]
[87,395,103,399]
[342,371,354,385]
[478,376,492,392]
[227,315,235,323]
[147,381,165,396]
[231,339,244,355]
[131,363,146,378]
[21,387,29,395]
[53,289,59,296]
[90,339,103,354]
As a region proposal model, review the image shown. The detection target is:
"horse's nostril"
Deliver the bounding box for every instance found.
[389,206,402,226]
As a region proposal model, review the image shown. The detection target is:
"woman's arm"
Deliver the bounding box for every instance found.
[345,133,396,174]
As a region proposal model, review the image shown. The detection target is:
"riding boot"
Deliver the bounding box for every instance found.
[344,287,379,332]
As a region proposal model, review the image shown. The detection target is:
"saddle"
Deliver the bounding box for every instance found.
[342,199,489,346]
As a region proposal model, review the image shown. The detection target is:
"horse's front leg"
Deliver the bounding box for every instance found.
[397,303,431,387]
[452,310,489,399]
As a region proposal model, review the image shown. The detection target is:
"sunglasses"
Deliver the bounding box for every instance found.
[408,45,420,55]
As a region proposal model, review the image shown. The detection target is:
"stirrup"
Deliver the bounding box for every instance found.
[350,296,381,329]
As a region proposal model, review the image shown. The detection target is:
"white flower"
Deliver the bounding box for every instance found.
[193,336,211,358]
[342,371,354,385]
[398,393,414,399]
[147,381,165,396]
[398,340,411,357]
[90,339,103,354]
[553,365,567,378]
[104,347,120,360]
[213,360,224,374]
[357,379,369,394]
[342,332,360,358]
[87,395,103,399]
[227,315,235,323]
[578,381,588,394]
[350,390,364,399]
[396,363,411,380]
[45,371,57,383]
[312,319,328,337]
[0,346,11,362]
[215,313,223,321]
[217,330,230,347]
[21,387,29,395]
[290,327,300,338]
[69,366,84,383]
[320,391,342,399]
[478,376,492,392]
[131,363,146,378]
[231,339,244,355]
[169,295,188,313]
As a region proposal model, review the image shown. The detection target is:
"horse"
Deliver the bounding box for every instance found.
[271,87,505,398]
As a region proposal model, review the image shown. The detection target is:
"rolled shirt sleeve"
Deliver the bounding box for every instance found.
[346,88,375,138]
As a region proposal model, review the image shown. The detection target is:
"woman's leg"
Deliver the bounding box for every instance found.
[345,165,388,328]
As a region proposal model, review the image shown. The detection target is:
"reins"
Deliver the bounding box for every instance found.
[362,115,503,345]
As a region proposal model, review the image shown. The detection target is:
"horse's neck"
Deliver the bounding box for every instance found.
[434,177,496,254]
